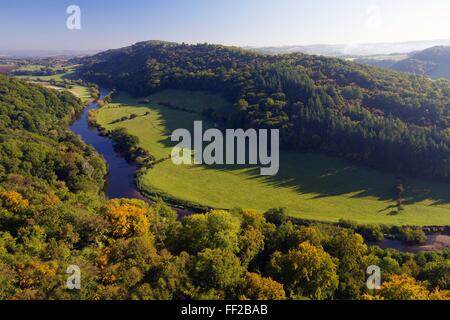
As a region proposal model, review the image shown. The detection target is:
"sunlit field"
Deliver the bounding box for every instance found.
[96,90,450,226]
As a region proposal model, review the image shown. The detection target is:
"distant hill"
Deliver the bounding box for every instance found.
[352,54,409,69]
[354,46,450,80]
[390,46,450,79]
[250,39,450,57]
[0,49,100,58]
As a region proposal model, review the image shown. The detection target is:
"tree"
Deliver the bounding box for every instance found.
[369,275,430,300]
[239,209,272,234]
[179,210,241,254]
[14,261,58,298]
[265,221,304,253]
[239,226,265,267]
[141,251,195,300]
[356,224,384,242]
[428,289,450,300]
[325,229,368,299]
[297,225,326,247]
[191,248,244,294]
[239,273,286,300]
[381,256,402,276]
[1,191,29,214]
[104,200,151,238]
[264,208,288,226]
[268,242,338,300]
[399,227,427,244]
[110,128,140,153]
[421,260,450,290]
[147,199,181,247]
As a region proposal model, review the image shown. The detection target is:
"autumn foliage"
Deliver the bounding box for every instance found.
[104,200,150,238]
[365,275,450,300]
[1,191,29,214]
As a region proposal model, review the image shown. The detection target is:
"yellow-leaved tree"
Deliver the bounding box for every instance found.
[364,275,450,300]
[1,191,29,213]
[104,200,150,238]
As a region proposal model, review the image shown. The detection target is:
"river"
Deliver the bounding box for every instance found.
[70,89,148,201]
[69,89,449,252]
[369,234,450,253]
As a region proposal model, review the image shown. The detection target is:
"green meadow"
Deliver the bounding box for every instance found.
[13,65,91,103]
[15,65,80,81]
[95,90,450,226]
[68,84,91,102]
[31,81,91,103]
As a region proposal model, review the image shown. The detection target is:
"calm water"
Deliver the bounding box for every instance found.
[370,234,450,253]
[69,89,449,252]
[69,89,148,201]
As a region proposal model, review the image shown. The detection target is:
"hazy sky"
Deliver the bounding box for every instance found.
[1,0,450,50]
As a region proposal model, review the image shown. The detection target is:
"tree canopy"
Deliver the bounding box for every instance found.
[80,41,450,181]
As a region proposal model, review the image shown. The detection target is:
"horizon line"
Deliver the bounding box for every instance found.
[1,37,450,56]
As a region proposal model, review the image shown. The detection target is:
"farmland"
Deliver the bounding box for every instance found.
[10,64,92,103]
[13,64,79,81]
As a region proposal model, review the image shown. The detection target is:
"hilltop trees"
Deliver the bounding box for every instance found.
[80,41,450,182]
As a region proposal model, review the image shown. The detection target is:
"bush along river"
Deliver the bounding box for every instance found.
[70,88,450,252]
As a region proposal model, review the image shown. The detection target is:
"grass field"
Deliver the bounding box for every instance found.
[95,90,450,226]
[15,65,79,81]
[68,84,91,102]
[12,64,91,103]
[14,64,43,71]
[27,81,91,103]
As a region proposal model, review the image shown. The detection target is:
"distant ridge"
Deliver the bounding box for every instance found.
[249,39,450,57]
[390,46,450,79]
[0,49,100,58]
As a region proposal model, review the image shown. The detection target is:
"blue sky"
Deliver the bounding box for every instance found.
[1,0,449,50]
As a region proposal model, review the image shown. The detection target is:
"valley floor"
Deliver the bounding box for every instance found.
[95,90,450,226]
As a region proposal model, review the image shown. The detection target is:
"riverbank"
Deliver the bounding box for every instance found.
[69,86,450,252]
[69,88,200,218]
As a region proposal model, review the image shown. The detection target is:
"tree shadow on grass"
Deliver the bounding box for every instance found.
[112,92,450,209]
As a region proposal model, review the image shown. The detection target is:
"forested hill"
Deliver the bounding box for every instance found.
[0,74,107,229]
[413,46,450,64]
[79,41,450,181]
[391,46,450,79]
